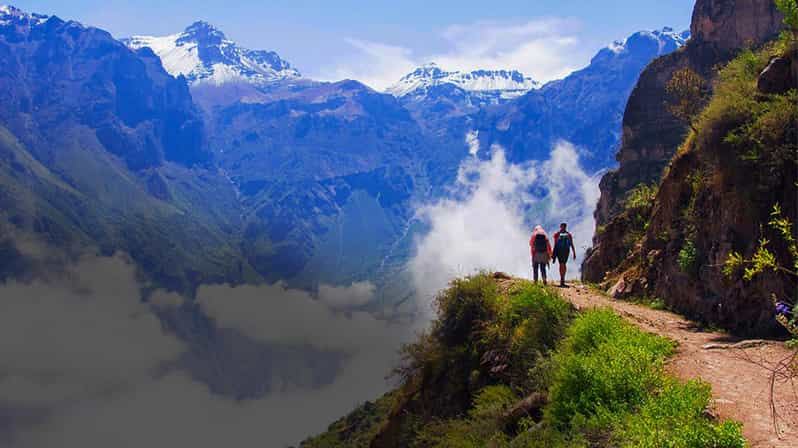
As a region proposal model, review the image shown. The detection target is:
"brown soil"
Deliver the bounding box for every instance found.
[555,284,798,448]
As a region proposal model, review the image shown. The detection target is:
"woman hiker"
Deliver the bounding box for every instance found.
[529,225,553,284]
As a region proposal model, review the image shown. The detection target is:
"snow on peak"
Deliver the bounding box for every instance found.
[387,64,540,98]
[606,27,690,56]
[0,4,50,26]
[124,21,300,86]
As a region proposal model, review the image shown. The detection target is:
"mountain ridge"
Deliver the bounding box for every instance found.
[123,21,300,86]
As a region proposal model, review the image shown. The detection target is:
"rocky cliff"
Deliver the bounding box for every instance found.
[591,0,784,231]
[584,0,795,336]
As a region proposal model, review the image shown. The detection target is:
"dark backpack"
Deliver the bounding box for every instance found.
[554,232,571,256]
[533,234,548,252]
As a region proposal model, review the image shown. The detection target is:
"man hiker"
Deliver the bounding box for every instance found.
[529,225,552,284]
[553,222,576,287]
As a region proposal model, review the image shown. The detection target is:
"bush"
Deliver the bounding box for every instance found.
[480,281,574,392]
[678,239,699,276]
[623,183,659,212]
[620,380,746,448]
[545,309,675,431]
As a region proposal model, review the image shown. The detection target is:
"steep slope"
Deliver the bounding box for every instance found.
[589,0,785,228]
[303,274,754,447]
[0,5,257,292]
[207,79,432,288]
[583,0,793,336]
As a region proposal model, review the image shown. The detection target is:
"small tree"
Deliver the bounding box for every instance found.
[776,0,798,49]
[665,67,707,132]
[776,0,798,32]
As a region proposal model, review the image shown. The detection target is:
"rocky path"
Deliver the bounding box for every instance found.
[560,285,798,448]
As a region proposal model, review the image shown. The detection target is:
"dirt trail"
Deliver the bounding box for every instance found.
[559,285,798,448]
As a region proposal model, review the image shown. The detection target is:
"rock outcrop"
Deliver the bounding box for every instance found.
[586,0,784,277]
[584,0,793,336]
[593,0,784,228]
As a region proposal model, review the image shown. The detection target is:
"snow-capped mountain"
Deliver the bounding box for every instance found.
[0,4,49,26]
[602,27,690,60]
[387,63,540,99]
[124,21,300,86]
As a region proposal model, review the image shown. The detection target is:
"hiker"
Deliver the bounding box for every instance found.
[529,225,552,284]
[553,222,577,287]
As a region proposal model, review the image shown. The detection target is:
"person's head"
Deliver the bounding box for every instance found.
[560,222,567,231]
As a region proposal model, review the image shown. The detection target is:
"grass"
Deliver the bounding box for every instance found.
[327,275,746,448]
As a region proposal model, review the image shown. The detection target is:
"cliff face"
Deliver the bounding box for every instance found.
[691,0,786,51]
[593,0,784,230]
[583,0,795,336]
[585,0,784,284]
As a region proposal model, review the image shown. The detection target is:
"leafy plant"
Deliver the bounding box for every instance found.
[776,0,798,33]
[620,380,746,448]
[724,204,797,340]
[666,67,708,132]
[678,239,699,277]
[623,183,658,212]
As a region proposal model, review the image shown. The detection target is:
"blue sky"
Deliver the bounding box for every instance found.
[11,0,695,89]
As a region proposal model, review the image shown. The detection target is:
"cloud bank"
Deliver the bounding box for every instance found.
[0,255,413,447]
[410,140,600,311]
[325,18,582,91]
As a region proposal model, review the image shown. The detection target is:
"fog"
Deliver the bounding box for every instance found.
[0,254,415,447]
[410,139,601,313]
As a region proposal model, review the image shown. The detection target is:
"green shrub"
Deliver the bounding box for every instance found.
[776,0,798,32]
[480,281,574,392]
[623,183,659,212]
[545,309,675,431]
[678,239,699,276]
[620,380,746,448]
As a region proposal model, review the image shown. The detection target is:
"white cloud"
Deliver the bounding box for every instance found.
[197,281,402,354]
[321,17,583,91]
[318,281,376,309]
[1,255,415,447]
[436,18,581,81]
[410,141,600,310]
[325,38,417,91]
[465,130,480,156]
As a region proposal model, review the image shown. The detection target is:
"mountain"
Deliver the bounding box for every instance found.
[0,4,696,304]
[583,0,791,335]
[124,21,300,86]
[0,5,259,292]
[206,78,434,289]
[399,27,690,174]
[387,63,539,102]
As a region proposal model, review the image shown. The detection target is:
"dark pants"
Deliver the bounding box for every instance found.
[533,262,547,282]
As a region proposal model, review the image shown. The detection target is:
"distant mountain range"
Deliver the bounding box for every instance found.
[0,3,688,302]
[387,63,540,103]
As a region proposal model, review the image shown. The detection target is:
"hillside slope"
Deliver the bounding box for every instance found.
[0,6,259,292]
[302,273,778,447]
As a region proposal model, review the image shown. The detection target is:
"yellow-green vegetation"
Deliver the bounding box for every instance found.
[610,182,659,255]
[695,36,797,170]
[775,0,798,36]
[301,392,397,448]
[303,274,745,447]
[724,204,798,343]
[665,67,709,132]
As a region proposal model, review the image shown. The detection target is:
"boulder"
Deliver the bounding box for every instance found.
[757,57,794,94]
